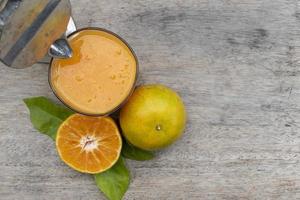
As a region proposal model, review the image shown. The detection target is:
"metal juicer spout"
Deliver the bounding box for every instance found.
[49,38,73,59]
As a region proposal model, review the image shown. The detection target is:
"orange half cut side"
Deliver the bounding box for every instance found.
[56,114,122,174]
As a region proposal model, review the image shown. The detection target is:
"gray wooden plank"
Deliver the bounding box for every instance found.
[1,0,300,199]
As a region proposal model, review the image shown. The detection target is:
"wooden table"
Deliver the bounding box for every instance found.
[1,0,300,199]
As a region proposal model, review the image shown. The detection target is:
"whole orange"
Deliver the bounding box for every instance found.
[120,84,186,150]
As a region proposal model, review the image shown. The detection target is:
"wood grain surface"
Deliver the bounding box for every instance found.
[1,0,300,199]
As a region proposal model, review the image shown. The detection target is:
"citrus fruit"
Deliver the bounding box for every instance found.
[56,114,122,174]
[120,84,186,150]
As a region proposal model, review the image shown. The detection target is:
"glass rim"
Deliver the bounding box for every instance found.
[48,27,139,116]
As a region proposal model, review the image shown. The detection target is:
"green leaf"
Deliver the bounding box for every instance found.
[121,139,155,161]
[23,96,74,140]
[95,157,130,200]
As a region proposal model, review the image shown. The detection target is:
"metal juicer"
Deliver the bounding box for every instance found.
[0,0,76,68]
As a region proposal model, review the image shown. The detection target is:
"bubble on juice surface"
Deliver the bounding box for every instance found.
[110,75,116,80]
[75,75,83,82]
[85,55,92,60]
[116,49,122,55]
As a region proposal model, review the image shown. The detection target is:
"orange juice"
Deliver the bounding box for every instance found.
[49,28,137,115]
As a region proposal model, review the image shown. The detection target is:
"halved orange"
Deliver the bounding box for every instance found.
[56,114,122,174]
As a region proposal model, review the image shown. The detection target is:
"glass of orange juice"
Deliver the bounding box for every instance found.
[49,27,138,116]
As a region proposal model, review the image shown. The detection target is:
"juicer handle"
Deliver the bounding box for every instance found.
[0,0,21,40]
